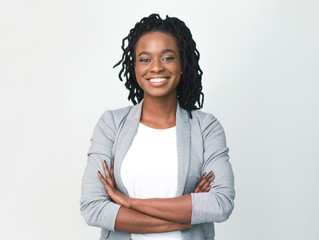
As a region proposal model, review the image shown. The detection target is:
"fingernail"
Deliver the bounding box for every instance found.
[98,171,101,174]
[203,172,207,176]
[209,170,213,174]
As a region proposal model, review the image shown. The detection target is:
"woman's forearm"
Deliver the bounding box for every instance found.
[115,206,192,233]
[125,172,215,224]
[129,194,192,224]
[98,161,214,228]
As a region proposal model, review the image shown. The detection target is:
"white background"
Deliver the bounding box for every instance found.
[1,0,319,239]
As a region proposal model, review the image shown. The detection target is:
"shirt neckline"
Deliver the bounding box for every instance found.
[139,122,176,131]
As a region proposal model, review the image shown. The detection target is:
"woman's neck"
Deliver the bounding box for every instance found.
[140,96,177,129]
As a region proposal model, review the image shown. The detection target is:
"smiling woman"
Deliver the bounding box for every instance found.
[80,14,235,240]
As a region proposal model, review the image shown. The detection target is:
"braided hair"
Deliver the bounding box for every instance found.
[114,14,204,115]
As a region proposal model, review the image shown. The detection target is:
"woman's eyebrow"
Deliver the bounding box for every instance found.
[137,49,176,57]
[161,49,176,54]
[137,51,150,57]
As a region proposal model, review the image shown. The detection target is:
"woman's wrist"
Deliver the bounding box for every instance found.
[129,197,137,210]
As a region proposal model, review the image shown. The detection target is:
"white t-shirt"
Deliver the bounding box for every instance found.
[121,123,182,240]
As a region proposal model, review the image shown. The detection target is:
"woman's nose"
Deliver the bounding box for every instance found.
[150,59,164,73]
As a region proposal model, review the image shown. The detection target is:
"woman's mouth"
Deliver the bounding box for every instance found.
[148,77,169,83]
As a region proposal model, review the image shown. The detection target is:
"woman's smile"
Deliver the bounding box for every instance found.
[148,77,169,83]
[146,76,170,87]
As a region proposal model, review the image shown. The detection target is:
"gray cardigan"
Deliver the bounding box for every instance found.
[80,101,235,240]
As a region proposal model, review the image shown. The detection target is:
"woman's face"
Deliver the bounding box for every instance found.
[134,31,182,100]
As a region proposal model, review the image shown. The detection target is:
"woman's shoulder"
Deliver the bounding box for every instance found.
[100,105,134,123]
[101,105,134,116]
[99,102,143,127]
[191,109,217,123]
[190,109,225,133]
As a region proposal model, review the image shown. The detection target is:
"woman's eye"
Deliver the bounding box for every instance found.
[163,56,174,61]
[139,58,150,62]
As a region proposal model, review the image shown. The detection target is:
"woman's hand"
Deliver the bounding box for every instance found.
[193,171,215,193]
[97,160,132,208]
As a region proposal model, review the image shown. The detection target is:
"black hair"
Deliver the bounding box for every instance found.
[114,13,204,115]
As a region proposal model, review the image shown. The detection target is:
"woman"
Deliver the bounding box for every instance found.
[80,14,235,240]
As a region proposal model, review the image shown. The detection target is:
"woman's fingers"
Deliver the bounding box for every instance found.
[97,160,132,208]
[103,160,113,187]
[195,172,207,189]
[201,173,214,192]
[203,171,215,188]
[98,160,115,190]
[110,160,115,188]
[97,170,111,190]
[194,171,215,193]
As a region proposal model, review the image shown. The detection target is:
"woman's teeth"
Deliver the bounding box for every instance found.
[149,78,167,83]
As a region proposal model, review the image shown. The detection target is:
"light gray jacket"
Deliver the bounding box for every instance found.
[80,101,235,240]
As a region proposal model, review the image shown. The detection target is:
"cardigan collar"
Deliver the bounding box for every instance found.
[126,99,189,123]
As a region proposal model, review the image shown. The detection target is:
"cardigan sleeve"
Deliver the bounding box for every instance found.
[191,113,235,224]
[80,111,121,231]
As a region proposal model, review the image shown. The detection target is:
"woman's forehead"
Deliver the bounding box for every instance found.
[135,31,179,54]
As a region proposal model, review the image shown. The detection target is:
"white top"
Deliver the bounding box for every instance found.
[121,123,182,240]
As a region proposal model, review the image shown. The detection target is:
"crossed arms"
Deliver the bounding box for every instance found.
[97,160,214,233]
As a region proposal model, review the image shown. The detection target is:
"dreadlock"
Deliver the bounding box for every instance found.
[113,14,204,116]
